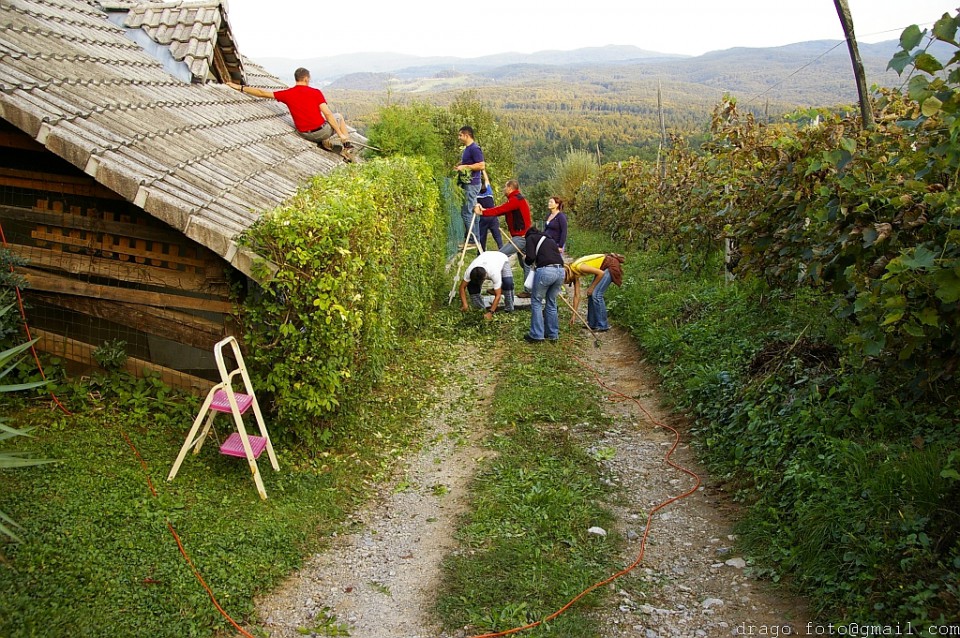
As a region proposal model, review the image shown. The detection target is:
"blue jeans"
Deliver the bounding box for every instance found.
[461,183,481,244]
[587,269,611,330]
[529,265,564,340]
[499,236,530,286]
[478,217,503,249]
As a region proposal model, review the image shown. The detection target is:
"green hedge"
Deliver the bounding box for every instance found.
[237,157,445,443]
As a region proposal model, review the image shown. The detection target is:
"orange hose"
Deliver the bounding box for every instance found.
[118,428,257,638]
[0,221,71,415]
[468,354,702,638]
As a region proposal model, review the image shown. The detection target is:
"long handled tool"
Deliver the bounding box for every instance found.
[559,291,601,348]
[344,139,382,152]
[448,209,481,304]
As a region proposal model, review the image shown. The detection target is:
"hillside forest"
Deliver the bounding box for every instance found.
[320,34,933,194]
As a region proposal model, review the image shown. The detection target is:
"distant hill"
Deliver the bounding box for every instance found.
[253,38,953,184]
[256,45,685,84]
[253,38,938,108]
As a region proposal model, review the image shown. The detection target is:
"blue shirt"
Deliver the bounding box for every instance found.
[544,212,568,250]
[461,143,484,186]
[477,183,495,208]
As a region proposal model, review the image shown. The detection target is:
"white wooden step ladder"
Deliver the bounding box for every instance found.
[167,336,279,499]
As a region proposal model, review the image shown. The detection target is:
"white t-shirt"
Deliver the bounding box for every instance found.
[463,251,510,289]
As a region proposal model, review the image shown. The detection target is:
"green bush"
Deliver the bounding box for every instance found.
[237,157,445,444]
[577,11,960,387]
[611,248,960,626]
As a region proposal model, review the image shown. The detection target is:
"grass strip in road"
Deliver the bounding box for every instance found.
[436,324,624,637]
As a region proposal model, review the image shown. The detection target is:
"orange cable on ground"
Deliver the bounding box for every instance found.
[118,429,257,638]
[0,217,252,637]
[467,353,702,638]
[0,221,71,415]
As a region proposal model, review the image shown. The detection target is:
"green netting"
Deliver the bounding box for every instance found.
[444,177,466,258]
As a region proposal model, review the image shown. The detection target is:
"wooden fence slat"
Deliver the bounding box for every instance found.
[32,328,208,395]
[20,267,234,313]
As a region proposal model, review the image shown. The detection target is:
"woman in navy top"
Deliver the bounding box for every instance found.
[544,196,568,254]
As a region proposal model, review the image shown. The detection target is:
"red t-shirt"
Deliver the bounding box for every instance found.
[273,85,327,132]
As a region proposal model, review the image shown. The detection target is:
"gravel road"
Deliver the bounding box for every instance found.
[253,328,810,638]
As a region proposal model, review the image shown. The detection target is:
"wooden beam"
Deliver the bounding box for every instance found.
[0,131,46,152]
[30,228,212,269]
[0,168,122,200]
[32,328,209,395]
[20,267,235,313]
[212,46,231,83]
[0,204,188,245]
[6,244,229,295]
[31,293,227,351]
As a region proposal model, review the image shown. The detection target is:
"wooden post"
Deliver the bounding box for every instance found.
[657,78,667,182]
[834,0,875,130]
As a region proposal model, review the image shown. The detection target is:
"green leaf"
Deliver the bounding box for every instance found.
[908,75,934,102]
[0,509,24,543]
[0,338,39,372]
[932,13,959,44]
[888,50,914,75]
[900,24,924,51]
[900,245,937,270]
[917,307,940,327]
[922,95,943,117]
[881,311,904,326]
[902,321,925,337]
[933,269,960,303]
[914,52,944,75]
[863,337,885,356]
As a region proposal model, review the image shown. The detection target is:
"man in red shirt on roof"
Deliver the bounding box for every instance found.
[475,179,533,294]
[226,67,354,161]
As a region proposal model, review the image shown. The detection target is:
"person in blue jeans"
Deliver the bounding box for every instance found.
[476,171,503,250]
[455,126,485,247]
[522,226,565,343]
[567,253,626,331]
[587,269,612,331]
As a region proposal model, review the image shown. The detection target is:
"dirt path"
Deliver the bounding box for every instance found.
[253,354,494,638]
[254,328,810,638]
[581,328,810,637]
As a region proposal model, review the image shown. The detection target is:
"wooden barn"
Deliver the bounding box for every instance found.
[0,0,351,391]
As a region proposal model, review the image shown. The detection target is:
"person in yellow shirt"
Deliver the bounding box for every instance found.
[565,253,625,331]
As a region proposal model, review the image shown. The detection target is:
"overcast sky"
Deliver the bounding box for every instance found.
[224,1,957,60]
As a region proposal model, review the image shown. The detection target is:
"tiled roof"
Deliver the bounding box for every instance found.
[0,0,348,280]
[119,1,239,83]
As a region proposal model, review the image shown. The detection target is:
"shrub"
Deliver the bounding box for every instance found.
[0,303,53,542]
[612,249,960,625]
[237,157,445,444]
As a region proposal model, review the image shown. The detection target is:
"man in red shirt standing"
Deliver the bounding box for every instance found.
[475,179,533,295]
[226,68,354,161]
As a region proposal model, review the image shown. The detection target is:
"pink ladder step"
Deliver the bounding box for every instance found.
[219,432,267,458]
[210,389,253,414]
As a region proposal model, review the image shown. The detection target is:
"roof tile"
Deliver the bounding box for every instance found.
[1,0,358,279]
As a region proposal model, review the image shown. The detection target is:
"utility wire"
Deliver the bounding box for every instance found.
[741,20,939,109]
